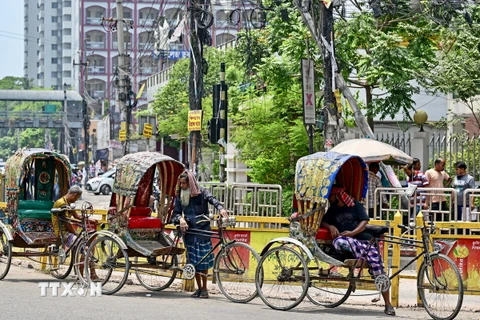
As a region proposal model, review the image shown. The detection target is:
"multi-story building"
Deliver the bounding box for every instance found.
[24,0,80,90]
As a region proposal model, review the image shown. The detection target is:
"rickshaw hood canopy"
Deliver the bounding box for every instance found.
[5,148,71,191]
[295,152,368,204]
[113,152,184,197]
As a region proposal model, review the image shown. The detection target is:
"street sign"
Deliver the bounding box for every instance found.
[119,130,126,141]
[188,110,203,131]
[143,123,153,138]
[301,59,316,125]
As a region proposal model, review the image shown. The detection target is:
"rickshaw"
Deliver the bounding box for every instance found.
[84,151,259,302]
[254,152,463,320]
[0,148,93,280]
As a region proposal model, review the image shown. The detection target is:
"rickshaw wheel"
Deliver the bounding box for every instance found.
[48,247,74,279]
[255,245,309,310]
[134,254,178,291]
[214,242,260,303]
[73,239,90,284]
[417,253,463,320]
[0,228,12,280]
[85,236,130,295]
[306,274,353,308]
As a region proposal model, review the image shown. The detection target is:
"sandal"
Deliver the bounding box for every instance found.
[191,289,201,298]
[384,305,396,316]
[199,289,209,299]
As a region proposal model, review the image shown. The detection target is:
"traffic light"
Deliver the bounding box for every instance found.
[208,118,220,144]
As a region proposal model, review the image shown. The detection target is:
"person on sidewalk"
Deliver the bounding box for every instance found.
[171,170,228,299]
[403,158,429,221]
[452,161,475,221]
[321,186,395,316]
[367,162,387,218]
[425,158,452,222]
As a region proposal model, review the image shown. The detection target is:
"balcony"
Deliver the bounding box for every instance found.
[139,18,155,27]
[86,17,102,25]
[88,90,105,99]
[139,67,156,74]
[87,66,105,73]
[86,41,105,49]
[112,42,132,50]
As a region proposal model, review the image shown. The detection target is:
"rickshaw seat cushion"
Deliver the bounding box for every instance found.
[129,206,152,217]
[129,217,163,229]
[316,228,333,241]
[18,200,54,220]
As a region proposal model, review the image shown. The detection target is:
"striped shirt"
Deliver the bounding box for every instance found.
[407,170,428,205]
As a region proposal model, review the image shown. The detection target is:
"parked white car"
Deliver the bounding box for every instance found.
[85,168,116,195]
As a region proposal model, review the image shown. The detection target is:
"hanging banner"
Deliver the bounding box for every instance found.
[188,110,203,131]
[301,59,316,125]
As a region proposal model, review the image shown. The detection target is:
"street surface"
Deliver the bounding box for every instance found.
[2,263,480,320]
[25,191,474,319]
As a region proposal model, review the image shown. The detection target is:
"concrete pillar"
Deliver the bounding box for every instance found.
[411,131,430,170]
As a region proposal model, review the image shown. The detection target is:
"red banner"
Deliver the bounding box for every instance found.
[437,239,480,290]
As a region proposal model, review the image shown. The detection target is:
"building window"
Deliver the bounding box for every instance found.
[51,58,58,64]
[52,2,58,8]
[52,16,58,23]
[52,44,58,50]
[64,1,71,7]
[64,15,71,22]
[63,71,71,77]
[64,28,71,35]
[64,57,71,64]
[51,72,58,78]
[63,43,71,49]
[52,30,58,36]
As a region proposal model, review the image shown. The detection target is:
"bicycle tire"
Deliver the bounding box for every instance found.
[134,254,178,291]
[307,274,353,308]
[73,239,89,284]
[85,236,130,295]
[49,246,74,280]
[214,242,260,303]
[255,245,309,310]
[0,227,12,280]
[417,253,463,320]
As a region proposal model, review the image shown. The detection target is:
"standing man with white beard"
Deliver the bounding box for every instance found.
[170,170,228,298]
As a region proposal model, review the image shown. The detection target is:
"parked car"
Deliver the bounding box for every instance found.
[85,168,116,195]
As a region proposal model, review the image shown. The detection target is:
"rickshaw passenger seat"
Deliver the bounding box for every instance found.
[128,206,162,229]
[315,227,333,243]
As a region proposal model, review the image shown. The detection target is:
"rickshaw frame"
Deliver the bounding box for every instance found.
[0,148,87,280]
[254,151,464,320]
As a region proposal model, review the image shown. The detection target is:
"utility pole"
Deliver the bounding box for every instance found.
[74,43,90,178]
[219,63,227,182]
[188,0,205,172]
[104,0,130,156]
[294,1,376,143]
[63,83,69,156]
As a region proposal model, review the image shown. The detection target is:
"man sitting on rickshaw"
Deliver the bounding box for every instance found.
[321,185,395,316]
[52,186,98,279]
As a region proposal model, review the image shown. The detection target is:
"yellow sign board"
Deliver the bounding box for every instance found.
[188,110,203,132]
[143,123,153,138]
[120,121,126,131]
[119,129,127,141]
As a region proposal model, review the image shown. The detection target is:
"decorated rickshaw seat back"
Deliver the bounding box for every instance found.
[34,158,55,201]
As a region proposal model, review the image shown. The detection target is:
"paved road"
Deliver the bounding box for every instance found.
[78,191,111,210]
[3,263,480,320]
